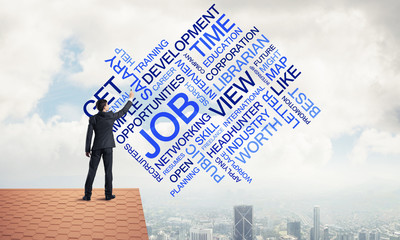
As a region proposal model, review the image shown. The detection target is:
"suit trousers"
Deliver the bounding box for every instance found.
[84,148,113,197]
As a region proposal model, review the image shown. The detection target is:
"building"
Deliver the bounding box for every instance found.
[323,227,329,240]
[370,230,381,240]
[310,228,315,240]
[280,235,298,240]
[313,206,320,240]
[337,231,354,240]
[233,205,253,240]
[287,221,301,240]
[359,229,368,240]
[190,227,213,240]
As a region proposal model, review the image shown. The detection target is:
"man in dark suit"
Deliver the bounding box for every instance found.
[83,90,134,201]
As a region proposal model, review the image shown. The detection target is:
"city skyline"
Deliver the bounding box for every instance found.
[147,203,400,240]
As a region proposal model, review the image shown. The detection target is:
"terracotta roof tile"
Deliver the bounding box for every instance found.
[0,188,148,240]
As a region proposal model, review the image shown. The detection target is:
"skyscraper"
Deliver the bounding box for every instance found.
[190,227,213,240]
[233,205,253,240]
[323,226,329,240]
[310,227,315,240]
[358,229,367,240]
[287,221,301,240]
[369,230,381,240]
[313,206,320,240]
[337,231,354,240]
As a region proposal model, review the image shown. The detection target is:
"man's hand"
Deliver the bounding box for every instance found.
[129,90,134,99]
[86,152,91,157]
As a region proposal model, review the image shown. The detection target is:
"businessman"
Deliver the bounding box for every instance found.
[83,90,134,201]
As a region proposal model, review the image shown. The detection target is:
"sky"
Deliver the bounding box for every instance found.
[0,0,399,212]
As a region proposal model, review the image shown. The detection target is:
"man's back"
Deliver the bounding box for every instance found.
[85,100,133,152]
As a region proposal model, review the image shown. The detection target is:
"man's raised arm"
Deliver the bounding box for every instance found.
[113,90,134,120]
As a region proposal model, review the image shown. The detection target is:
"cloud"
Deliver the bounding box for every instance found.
[0,1,74,121]
[348,128,400,164]
[0,114,86,186]
[56,104,84,122]
[59,37,84,74]
[0,0,214,122]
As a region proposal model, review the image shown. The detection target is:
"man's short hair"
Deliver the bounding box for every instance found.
[96,99,107,111]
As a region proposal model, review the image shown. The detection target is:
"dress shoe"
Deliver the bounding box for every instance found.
[105,195,115,200]
[82,195,91,201]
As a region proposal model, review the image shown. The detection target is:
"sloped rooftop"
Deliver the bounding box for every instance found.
[0,188,148,239]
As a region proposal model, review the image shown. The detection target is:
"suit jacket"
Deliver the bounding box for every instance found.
[85,100,133,152]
